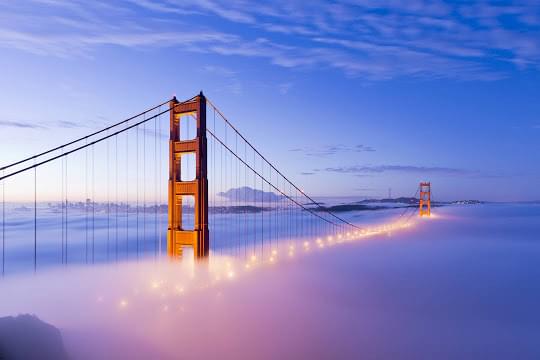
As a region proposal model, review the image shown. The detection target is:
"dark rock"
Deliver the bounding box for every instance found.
[0,314,68,360]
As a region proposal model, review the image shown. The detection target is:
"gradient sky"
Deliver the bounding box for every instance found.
[0,0,539,201]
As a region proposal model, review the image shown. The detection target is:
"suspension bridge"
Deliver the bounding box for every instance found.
[0,92,428,276]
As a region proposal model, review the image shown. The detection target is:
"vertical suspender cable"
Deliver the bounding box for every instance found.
[126,121,129,259]
[61,150,64,265]
[85,140,88,264]
[136,121,139,259]
[116,135,119,262]
[2,170,5,276]
[236,131,239,256]
[274,166,277,250]
[261,156,264,257]
[158,107,163,256]
[220,120,223,256]
[107,132,110,261]
[289,183,292,243]
[143,120,146,254]
[92,144,95,264]
[65,156,68,265]
[269,158,272,252]
[211,112,215,254]
[253,147,256,256]
[34,166,37,273]
[296,189,299,240]
[244,141,247,257]
[285,178,288,244]
[224,120,227,254]
[154,114,158,258]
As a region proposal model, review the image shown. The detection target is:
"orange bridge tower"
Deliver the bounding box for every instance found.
[167,92,209,258]
[419,182,431,217]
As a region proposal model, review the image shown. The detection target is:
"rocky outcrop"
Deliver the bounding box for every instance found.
[0,314,68,360]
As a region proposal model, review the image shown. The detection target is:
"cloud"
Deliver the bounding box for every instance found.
[218,186,284,202]
[0,119,91,130]
[320,164,471,176]
[354,187,376,192]
[203,65,236,77]
[291,144,375,157]
[0,120,46,129]
[0,1,539,79]
[55,120,84,129]
[300,172,314,176]
[203,65,242,94]
[278,82,293,95]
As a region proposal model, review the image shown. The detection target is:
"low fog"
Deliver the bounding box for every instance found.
[1,205,540,359]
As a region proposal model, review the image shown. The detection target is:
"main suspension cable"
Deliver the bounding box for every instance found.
[206,99,360,230]
[207,128,341,227]
[0,98,195,182]
[0,99,173,172]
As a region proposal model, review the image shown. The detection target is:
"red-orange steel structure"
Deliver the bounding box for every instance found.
[167,92,209,258]
[419,182,431,217]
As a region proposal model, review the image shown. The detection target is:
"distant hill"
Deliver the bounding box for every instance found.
[450,200,484,205]
[314,204,390,212]
[355,197,419,205]
[312,197,483,213]
[0,314,68,360]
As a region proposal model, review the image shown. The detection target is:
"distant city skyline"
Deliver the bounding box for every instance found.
[0,1,539,201]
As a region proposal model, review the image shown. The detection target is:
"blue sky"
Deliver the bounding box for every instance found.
[0,0,539,201]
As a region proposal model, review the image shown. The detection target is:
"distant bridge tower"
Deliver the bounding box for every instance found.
[167,92,209,258]
[419,182,431,217]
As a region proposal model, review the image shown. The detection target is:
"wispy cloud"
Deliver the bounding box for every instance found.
[291,144,375,157]
[202,65,242,94]
[0,119,90,130]
[278,82,293,95]
[0,1,539,79]
[354,187,376,192]
[56,120,84,129]
[320,164,471,176]
[203,65,236,77]
[0,120,46,129]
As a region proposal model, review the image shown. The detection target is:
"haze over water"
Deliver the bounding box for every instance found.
[1,203,539,359]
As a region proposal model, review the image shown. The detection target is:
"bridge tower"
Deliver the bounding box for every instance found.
[419,182,431,217]
[167,92,209,258]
